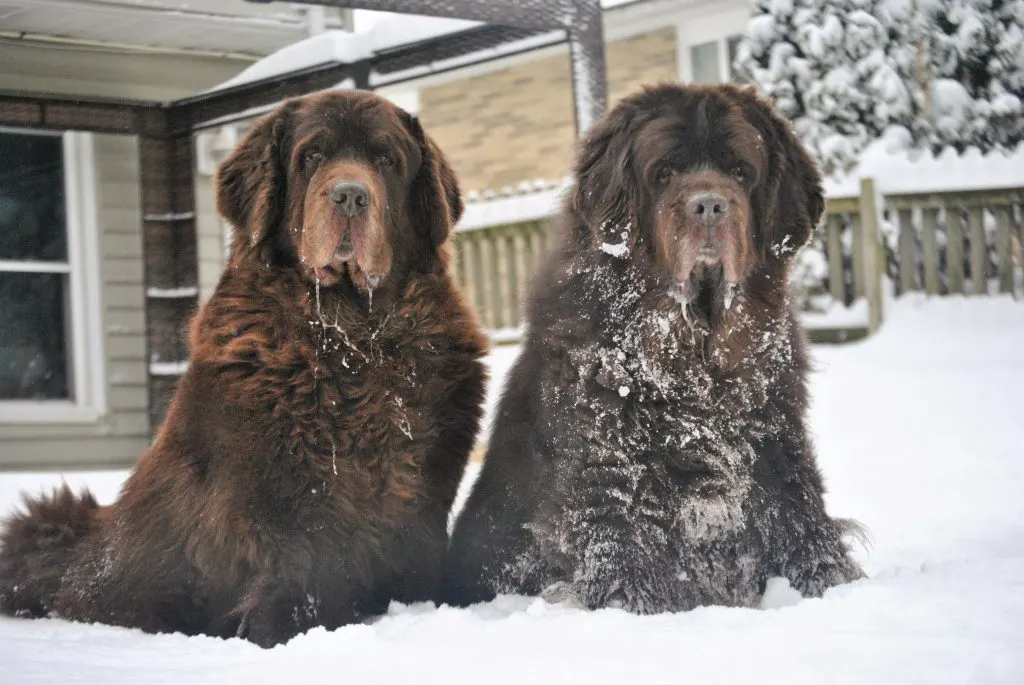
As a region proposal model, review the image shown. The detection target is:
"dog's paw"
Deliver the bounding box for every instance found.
[235,591,318,649]
[785,550,864,598]
[539,581,586,609]
[576,569,675,615]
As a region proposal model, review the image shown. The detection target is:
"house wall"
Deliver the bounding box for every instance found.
[418,28,679,193]
[0,48,249,470]
[0,134,150,469]
[413,0,751,193]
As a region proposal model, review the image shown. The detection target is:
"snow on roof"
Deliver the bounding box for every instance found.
[825,142,1024,198]
[209,0,656,93]
[210,16,479,92]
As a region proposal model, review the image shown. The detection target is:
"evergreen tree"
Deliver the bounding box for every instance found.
[920,0,1024,152]
[735,0,919,174]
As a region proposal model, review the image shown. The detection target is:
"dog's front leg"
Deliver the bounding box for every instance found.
[537,485,678,615]
[570,518,677,614]
[233,576,322,648]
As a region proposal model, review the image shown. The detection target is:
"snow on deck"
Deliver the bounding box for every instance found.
[824,141,1024,197]
[2,295,1023,684]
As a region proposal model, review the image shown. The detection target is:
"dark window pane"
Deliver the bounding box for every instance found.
[0,132,67,262]
[0,271,71,399]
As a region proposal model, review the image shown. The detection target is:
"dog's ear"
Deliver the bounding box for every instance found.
[570,105,639,249]
[745,94,825,262]
[402,111,462,247]
[215,101,297,253]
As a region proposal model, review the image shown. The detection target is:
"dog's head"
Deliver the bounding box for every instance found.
[215,90,462,291]
[572,83,824,305]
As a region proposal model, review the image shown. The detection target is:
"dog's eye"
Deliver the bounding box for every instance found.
[376,154,395,170]
[655,166,673,185]
[730,166,748,183]
[303,149,323,169]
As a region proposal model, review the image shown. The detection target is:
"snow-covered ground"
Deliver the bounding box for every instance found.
[2,295,1023,684]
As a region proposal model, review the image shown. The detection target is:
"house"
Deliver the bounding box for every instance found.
[0,0,751,470]
[0,0,355,469]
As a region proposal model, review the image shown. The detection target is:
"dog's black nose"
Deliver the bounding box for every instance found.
[687,192,729,229]
[330,181,369,217]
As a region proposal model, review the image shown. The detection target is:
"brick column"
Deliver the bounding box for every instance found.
[138,117,198,433]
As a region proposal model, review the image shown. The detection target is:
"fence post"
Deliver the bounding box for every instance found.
[858,177,884,334]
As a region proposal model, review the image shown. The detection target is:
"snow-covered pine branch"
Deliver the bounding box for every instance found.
[733,0,1023,173]
[919,0,1024,153]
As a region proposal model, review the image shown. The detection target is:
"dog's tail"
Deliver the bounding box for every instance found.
[836,517,873,553]
[0,485,103,618]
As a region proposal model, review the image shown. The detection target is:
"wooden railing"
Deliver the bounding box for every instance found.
[452,219,554,331]
[452,179,1023,340]
[884,187,1023,298]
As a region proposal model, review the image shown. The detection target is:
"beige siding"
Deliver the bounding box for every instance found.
[195,169,227,303]
[419,28,679,193]
[0,135,151,469]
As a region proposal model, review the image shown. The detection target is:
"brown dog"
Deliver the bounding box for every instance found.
[443,83,863,613]
[0,90,487,647]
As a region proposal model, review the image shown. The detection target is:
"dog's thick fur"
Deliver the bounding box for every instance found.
[443,84,863,613]
[0,91,487,646]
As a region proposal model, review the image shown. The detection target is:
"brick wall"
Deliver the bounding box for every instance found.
[418,28,678,193]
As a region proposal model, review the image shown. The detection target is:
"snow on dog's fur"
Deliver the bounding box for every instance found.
[442,83,864,613]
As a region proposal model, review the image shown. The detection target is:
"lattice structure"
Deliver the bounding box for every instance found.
[252,0,608,131]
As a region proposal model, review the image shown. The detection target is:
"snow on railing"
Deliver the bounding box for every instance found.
[149,360,189,377]
[458,178,569,233]
[454,173,1023,343]
[146,286,198,299]
[143,212,195,222]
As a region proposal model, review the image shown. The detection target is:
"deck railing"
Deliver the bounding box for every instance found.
[451,179,1024,341]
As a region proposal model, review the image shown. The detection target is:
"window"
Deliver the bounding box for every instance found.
[0,129,104,423]
[688,34,746,84]
[690,41,721,84]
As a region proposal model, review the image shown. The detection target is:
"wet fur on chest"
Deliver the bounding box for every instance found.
[189,268,475,518]
[544,255,799,430]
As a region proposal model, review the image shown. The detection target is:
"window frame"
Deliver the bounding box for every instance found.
[0,129,106,424]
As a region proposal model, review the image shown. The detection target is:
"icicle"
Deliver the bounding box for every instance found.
[681,298,694,328]
[332,442,337,476]
[367,286,373,313]
[312,276,322,384]
[669,282,698,344]
[314,276,322,319]
[724,283,738,311]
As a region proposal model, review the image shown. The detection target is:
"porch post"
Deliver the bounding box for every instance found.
[566,0,607,133]
[137,112,198,433]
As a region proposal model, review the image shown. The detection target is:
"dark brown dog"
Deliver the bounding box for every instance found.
[443,83,863,613]
[0,90,487,647]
